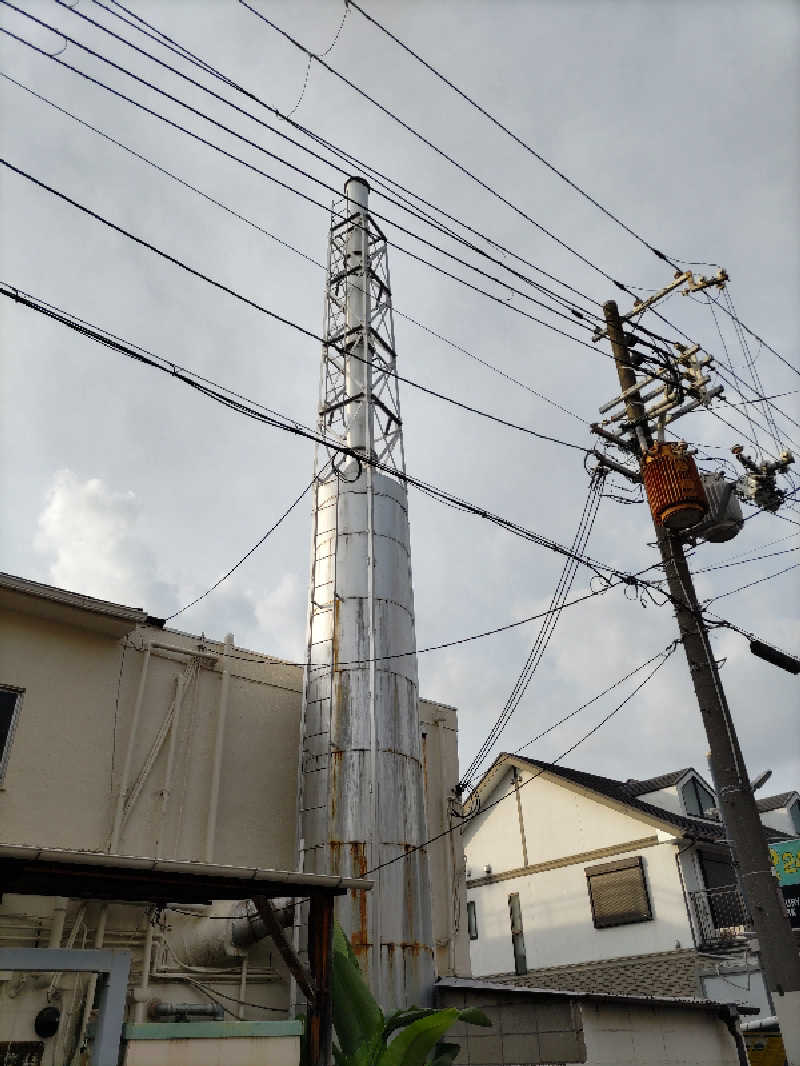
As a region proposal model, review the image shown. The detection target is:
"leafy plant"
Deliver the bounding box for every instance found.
[331,923,490,1066]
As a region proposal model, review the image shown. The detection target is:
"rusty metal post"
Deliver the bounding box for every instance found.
[604,301,800,1061]
[307,892,335,1066]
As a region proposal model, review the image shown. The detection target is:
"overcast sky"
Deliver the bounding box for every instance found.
[1,0,798,800]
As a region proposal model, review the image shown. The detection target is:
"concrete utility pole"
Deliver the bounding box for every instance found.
[603,299,800,1063]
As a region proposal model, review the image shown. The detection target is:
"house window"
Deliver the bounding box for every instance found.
[585,856,652,929]
[790,800,800,836]
[0,687,24,781]
[682,777,716,818]
[467,900,478,941]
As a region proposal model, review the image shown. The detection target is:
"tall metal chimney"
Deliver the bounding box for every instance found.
[297,177,434,1010]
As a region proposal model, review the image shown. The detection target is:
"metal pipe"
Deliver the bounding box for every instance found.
[156,672,187,859]
[48,897,68,949]
[238,956,248,1020]
[206,633,234,863]
[345,176,370,453]
[75,905,108,1055]
[148,640,217,661]
[110,645,151,852]
[149,1001,224,1020]
[134,918,155,1023]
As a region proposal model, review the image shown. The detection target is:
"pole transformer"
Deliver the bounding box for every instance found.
[603,299,800,1062]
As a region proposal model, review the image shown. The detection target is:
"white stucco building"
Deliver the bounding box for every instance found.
[463,754,795,1018]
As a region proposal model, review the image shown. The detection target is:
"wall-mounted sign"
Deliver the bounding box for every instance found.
[770,837,800,886]
[770,837,800,930]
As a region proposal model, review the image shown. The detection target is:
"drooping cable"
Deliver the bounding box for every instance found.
[0,159,600,448]
[236,0,639,297]
[459,469,605,788]
[165,475,320,622]
[0,278,677,601]
[346,0,691,271]
[94,0,605,316]
[0,70,586,426]
[39,0,604,327]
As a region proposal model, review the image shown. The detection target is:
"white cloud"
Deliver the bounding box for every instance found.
[252,571,305,660]
[34,469,177,613]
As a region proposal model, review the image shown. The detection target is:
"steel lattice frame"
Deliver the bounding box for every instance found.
[317,194,405,476]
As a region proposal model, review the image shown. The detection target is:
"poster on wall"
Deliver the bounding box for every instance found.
[770,836,800,930]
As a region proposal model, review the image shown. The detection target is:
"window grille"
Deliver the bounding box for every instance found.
[585,855,652,929]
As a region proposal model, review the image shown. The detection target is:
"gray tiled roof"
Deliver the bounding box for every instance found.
[756,792,796,812]
[625,769,693,795]
[495,755,791,844]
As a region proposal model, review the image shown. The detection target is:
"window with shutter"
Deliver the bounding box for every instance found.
[585,855,652,929]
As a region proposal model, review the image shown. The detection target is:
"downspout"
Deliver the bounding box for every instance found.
[48,897,68,949]
[76,905,108,1052]
[134,914,155,1023]
[674,839,701,951]
[206,633,233,863]
[435,717,456,975]
[110,644,151,852]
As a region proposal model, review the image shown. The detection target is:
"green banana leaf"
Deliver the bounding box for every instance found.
[332,923,384,1056]
[428,1042,461,1066]
[376,1010,462,1066]
[383,1008,441,1042]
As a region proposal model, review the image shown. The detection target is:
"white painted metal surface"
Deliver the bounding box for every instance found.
[298,177,433,1010]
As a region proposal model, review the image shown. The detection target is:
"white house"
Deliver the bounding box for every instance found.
[463,754,795,1017]
[757,791,800,837]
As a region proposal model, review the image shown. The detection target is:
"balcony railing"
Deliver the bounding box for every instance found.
[689,885,751,947]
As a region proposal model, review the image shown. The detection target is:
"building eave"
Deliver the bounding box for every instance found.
[0,572,149,638]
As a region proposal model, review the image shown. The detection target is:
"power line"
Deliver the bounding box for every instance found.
[346,0,692,272]
[702,561,800,606]
[460,470,604,787]
[92,0,606,317]
[0,18,610,356]
[5,275,776,658]
[236,0,643,298]
[370,643,679,875]
[40,0,604,329]
[285,2,349,117]
[0,71,585,428]
[0,278,680,604]
[512,644,676,757]
[0,159,597,453]
[627,304,800,452]
[84,0,602,319]
[164,641,678,939]
[690,545,800,577]
[165,475,319,622]
[708,290,800,382]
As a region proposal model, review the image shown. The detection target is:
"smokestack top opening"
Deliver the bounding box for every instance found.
[345,175,371,201]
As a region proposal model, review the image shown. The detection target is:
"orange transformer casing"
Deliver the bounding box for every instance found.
[642,442,708,530]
